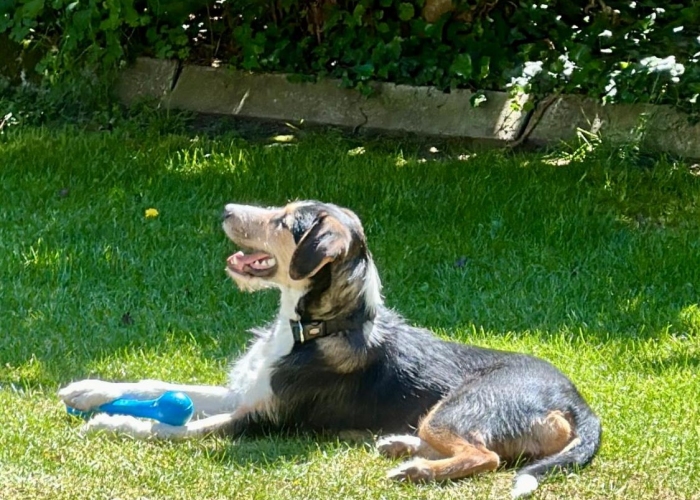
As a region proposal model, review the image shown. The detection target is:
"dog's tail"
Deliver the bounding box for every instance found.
[510,404,602,499]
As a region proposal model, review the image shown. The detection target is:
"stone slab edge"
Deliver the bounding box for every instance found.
[530,95,700,159]
[114,57,179,106]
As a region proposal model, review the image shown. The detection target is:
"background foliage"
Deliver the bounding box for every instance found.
[1,0,699,114]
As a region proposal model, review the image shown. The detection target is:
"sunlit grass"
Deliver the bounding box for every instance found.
[0,125,699,499]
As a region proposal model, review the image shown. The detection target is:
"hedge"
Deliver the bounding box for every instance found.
[1,0,699,115]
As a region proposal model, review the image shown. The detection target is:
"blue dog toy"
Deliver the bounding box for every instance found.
[66,391,194,426]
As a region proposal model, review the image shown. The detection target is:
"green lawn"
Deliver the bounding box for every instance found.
[1,125,699,499]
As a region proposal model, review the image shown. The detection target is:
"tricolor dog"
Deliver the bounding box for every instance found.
[59,200,601,498]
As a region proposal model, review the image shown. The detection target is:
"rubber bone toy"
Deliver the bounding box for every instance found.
[66,391,194,426]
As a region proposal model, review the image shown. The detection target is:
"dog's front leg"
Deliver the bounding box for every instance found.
[58,379,236,418]
[81,410,247,440]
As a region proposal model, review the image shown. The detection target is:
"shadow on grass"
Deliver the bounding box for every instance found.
[197,432,373,468]
[642,354,700,375]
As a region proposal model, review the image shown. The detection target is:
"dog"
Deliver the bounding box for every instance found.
[59,200,601,498]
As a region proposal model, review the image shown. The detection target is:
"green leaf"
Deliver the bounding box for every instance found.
[380,0,392,7]
[120,0,141,27]
[353,4,365,23]
[71,9,94,35]
[354,62,375,78]
[398,3,414,21]
[21,0,44,18]
[449,53,472,78]
[478,56,490,80]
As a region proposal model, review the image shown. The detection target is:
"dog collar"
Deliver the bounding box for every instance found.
[289,317,365,345]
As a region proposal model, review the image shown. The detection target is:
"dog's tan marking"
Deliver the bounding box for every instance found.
[318,337,369,373]
[491,410,577,460]
[536,410,577,456]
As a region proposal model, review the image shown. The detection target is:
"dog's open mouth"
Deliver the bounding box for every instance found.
[227,249,278,278]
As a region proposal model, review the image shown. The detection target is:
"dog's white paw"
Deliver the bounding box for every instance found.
[82,413,155,439]
[387,458,434,482]
[58,379,125,411]
[376,434,423,458]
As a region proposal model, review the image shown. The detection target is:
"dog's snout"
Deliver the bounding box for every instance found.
[222,203,239,221]
[222,203,274,224]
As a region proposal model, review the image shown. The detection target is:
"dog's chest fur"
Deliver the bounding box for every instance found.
[225,322,291,414]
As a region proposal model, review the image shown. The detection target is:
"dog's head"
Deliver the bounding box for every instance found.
[222,201,382,320]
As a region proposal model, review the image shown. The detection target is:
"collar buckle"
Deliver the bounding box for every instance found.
[304,321,325,339]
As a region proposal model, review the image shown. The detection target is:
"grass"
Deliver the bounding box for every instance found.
[1,123,699,499]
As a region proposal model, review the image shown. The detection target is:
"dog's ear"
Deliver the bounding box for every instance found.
[289,214,352,280]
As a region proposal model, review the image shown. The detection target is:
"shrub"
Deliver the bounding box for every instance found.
[1,0,699,115]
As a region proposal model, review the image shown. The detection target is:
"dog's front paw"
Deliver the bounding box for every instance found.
[387,458,435,482]
[82,413,155,439]
[58,379,125,411]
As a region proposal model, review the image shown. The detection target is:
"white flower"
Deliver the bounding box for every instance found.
[522,61,543,78]
[605,70,621,98]
[599,30,613,38]
[559,54,577,78]
[641,55,685,77]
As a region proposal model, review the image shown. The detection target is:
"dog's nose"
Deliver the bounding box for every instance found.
[222,203,238,220]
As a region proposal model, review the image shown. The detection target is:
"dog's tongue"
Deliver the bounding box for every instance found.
[228,251,272,271]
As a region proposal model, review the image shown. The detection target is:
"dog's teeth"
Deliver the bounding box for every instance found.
[250,258,276,270]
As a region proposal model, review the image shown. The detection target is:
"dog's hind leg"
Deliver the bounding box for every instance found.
[387,402,500,482]
[386,439,499,482]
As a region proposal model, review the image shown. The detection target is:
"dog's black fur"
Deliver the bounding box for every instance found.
[221,201,601,490]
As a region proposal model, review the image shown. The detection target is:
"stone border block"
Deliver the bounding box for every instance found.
[530,95,700,158]
[114,57,179,106]
[166,65,529,141]
[167,66,367,128]
[362,83,528,141]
